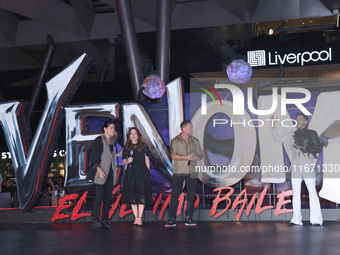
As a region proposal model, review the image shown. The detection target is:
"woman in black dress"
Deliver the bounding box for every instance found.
[121,127,152,227]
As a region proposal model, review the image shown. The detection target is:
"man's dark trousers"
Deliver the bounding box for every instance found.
[169,175,197,218]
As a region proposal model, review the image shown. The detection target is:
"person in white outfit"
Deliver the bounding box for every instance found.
[271,113,323,227]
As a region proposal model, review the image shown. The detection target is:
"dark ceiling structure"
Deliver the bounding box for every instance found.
[0,0,339,102]
[0,0,339,70]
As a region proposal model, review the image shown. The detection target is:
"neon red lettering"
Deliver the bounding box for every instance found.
[231,189,247,221]
[159,194,171,220]
[51,194,78,221]
[209,187,234,217]
[71,191,91,220]
[275,190,293,216]
[255,186,273,214]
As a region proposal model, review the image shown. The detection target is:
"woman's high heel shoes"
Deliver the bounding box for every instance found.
[136,217,143,228]
[133,218,138,227]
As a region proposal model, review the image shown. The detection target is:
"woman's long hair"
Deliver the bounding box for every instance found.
[124,127,144,151]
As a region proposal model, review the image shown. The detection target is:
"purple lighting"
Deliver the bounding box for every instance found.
[227,59,253,84]
[142,75,166,99]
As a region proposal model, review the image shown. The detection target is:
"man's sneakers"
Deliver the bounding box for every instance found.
[184,215,197,226]
[287,222,299,226]
[165,216,197,227]
[165,217,176,227]
[288,221,322,227]
[101,220,111,229]
[92,219,103,230]
[92,219,112,230]
[312,223,321,227]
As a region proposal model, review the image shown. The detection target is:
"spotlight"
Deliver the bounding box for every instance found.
[269,28,274,35]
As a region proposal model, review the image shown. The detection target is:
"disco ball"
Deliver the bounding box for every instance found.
[226,59,253,84]
[142,75,165,99]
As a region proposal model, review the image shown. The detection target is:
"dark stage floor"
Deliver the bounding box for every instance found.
[0,221,339,255]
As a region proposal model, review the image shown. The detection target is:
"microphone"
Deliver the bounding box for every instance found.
[129,150,134,167]
[188,153,194,167]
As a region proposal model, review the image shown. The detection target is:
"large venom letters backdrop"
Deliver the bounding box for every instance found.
[1,53,340,211]
[0,54,93,211]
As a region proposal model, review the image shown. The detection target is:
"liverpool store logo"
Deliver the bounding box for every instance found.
[247,48,332,67]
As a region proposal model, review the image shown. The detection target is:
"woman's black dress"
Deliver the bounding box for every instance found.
[121,143,153,205]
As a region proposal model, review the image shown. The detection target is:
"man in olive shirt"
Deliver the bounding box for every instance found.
[165,120,203,227]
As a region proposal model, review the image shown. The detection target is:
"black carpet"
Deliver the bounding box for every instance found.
[0,221,338,255]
